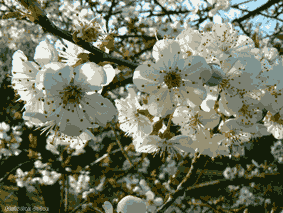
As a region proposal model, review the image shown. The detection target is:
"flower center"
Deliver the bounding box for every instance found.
[188,114,202,132]
[61,85,83,106]
[163,71,182,89]
[219,78,231,91]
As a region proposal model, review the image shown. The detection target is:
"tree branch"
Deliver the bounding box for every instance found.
[17,0,139,70]
[232,0,281,24]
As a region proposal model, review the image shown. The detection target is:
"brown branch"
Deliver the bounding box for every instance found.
[232,0,281,24]
[16,0,139,70]
[110,125,133,167]
[153,0,172,22]
[156,152,206,213]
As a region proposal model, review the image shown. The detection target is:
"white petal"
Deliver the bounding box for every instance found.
[12,50,28,62]
[135,135,161,153]
[155,42,181,68]
[198,110,220,129]
[102,201,114,213]
[218,92,243,116]
[59,106,91,136]
[74,62,107,92]
[34,38,58,67]
[153,39,180,62]
[101,64,116,86]
[117,195,146,213]
[179,81,207,107]
[22,112,48,124]
[79,129,95,141]
[147,88,176,117]
[169,135,195,153]
[178,56,212,83]
[133,71,160,94]
[80,93,117,127]
[42,64,73,95]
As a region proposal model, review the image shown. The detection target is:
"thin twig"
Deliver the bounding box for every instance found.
[17,0,139,69]
[198,196,222,213]
[60,174,66,213]
[65,174,68,212]
[110,124,133,167]
[0,160,34,187]
[156,151,201,213]
[232,0,281,24]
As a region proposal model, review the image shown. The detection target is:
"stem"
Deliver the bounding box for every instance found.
[0,160,33,186]
[65,174,68,212]
[17,0,139,69]
[110,124,133,167]
[60,174,66,213]
[156,151,201,213]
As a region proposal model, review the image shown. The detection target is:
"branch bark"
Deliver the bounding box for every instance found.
[232,0,281,24]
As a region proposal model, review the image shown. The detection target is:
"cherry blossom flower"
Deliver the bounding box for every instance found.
[133,40,212,117]
[271,140,283,164]
[215,56,263,116]
[12,39,61,126]
[186,129,230,157]
[115,87,153,139]
[200,23,255,64]
[208,0,231,17]
[11,50,44,112]
[175,27,205,58]
[263,111,283,139]
[233,93,264,127]
[69,172,90,194]
[260,87,283,115]
[38,170,61,185]
[218,119,259,153]
[172,106,220,139]
[25,62,117,136]
[73,18,103,42]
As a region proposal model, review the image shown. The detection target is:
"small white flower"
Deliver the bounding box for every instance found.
[172,106,220,137]
[11,50,44,110]
[201,23,255,64]
[40,170,61,185]
[133,41,212,117]
[263,111,283,139]
[115,87,153,139]
[24,62,117,136]
[223,166,237,180]
[189,129,230,157]
[176,27,203,58]
[0,122,10,132]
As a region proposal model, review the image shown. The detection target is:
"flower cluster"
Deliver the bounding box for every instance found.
[0,123,23,159]
[11,21,283,161]
[6,2,283,213]
[114,22,283,158]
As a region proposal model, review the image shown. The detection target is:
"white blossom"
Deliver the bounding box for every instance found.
[133,41,212,117]
[24,62,117,136]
